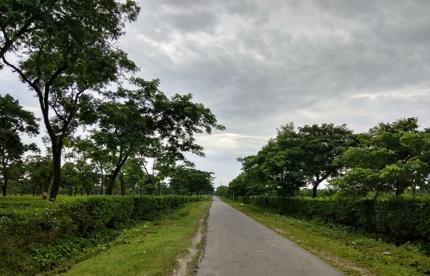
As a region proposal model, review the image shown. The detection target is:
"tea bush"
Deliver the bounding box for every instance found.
[0,195,204,275]
[246,196,430,243]
[0,195,202,243]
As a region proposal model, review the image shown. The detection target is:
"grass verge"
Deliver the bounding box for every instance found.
[57,200,212,276]
[223,199,430,276]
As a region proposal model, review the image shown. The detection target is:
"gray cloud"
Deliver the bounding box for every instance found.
[2,0,430,186]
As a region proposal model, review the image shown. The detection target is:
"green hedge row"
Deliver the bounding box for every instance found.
[244,196,430,243]
[1,195,202,245]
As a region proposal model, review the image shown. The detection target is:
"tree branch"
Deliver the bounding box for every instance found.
[0,16,36,58]
[58,87,88,142]
[1,56,41,97]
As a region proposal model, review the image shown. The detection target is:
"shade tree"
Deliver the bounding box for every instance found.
[0,94,39,196]
[242,124,307,197]
[1,0,140,200]
[89,78,224,195]
[169,166,214,195]
[297,123,355,198]
[333,118,430,198]
[21,153,52,195]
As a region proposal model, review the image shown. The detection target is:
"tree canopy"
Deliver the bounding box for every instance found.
[87,78,224,195]
[0,1,224,199]
[169,166,214,196]
[0,94,38,196]
[1,0,139,200]
[226,118,430,199]
[333,118,430,199]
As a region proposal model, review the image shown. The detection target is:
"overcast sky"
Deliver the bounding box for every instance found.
[2,0,430,186]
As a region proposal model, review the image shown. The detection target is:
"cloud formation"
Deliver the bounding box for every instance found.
[2,0,430,186]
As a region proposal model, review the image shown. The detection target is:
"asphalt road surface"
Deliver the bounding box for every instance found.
[197,197,343,276]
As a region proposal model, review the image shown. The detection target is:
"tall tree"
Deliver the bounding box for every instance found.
[22,153,52,196]
[91,78,224,195]
[69,137,112,195]
[230,124,305,198]
[257,124,307,197]
[0,94,38,196]
[0,1,139,65]
[237,155,277,196]
[122,158,147,195]
[170,166,214,195]
[137,145,180,196]
[1,1,140,200]
[334,118,430,198]
[0,0,40,62]
[298,123,355,198]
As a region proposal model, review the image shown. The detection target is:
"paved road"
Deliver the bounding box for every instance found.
[197,197,342,276]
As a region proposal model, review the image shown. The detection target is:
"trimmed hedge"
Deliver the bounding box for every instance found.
[0,195,205,274]
[0,195,202,245]
[246,196,430,243]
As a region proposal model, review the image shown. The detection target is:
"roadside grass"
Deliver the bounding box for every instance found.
[224,199,430,276]
[58,200,212,276]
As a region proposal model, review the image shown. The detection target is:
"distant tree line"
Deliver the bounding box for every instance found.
[219,118,430,199]
[0,1,222,199]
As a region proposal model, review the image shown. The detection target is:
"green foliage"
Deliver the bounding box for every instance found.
[0,94,39,196]
[89,78,224,195]
[0,0,140,61]
[230,118,430,200]
[229,122,354,197]
[1,2,224,200]
[21,154,52,195]
[246,196,430,243]
[215,185,229,197]
[256,123,307,196]
[334,118,430,198]
[298,123,355,197]
[1,0,140,200]
[31,237,96,270]
[169,166,214,195]
[61,160,99,196]
[1,195,202,240]
[63,200,211,276]
[0,195,203,274]
[122,158,149,194]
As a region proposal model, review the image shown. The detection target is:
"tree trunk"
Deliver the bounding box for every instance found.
[105,175,115,195]
[312,185,318,198]
[100,172,104,195]
[106,154,129,195]
[49,146,63,201]
[395,181,401,197]
[152,181,157,195]
[372,191,379,201]
[106,167,121,195]
[120,172,127,196]
[2,170,7,196]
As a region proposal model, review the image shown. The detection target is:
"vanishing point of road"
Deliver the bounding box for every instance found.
[197,197,343,276]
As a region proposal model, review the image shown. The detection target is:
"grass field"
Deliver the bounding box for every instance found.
[224,199,430,276]
[55,200,211,276]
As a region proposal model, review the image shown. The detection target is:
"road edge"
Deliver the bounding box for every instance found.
[172,198,213,276]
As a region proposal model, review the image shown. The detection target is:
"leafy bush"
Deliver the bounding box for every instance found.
[0,195,203,274]
[1,195,201,242]
[247,196,430,243]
